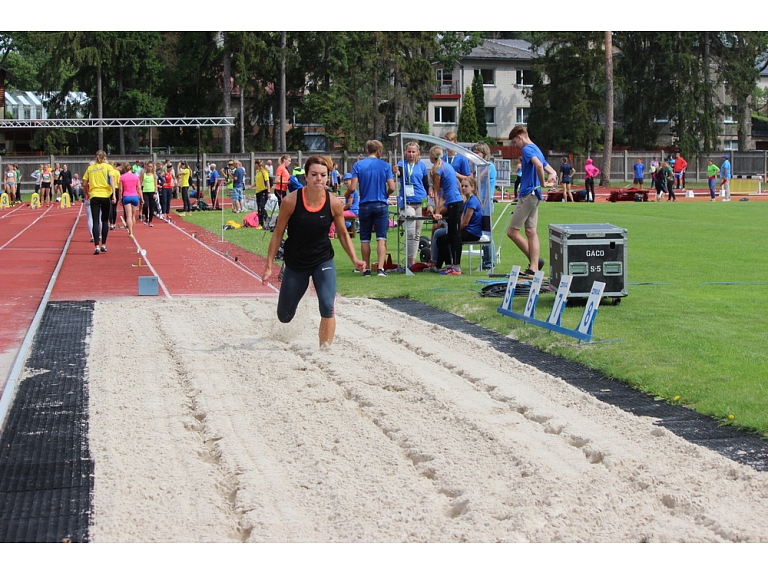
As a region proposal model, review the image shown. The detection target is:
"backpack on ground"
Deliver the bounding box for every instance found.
[243,212,260,228]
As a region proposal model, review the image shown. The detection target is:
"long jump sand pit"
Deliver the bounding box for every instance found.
[87,297,768,542]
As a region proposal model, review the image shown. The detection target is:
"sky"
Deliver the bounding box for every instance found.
[2,1,755,34]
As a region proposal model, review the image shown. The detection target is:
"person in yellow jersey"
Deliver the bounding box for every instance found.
[82,150,117,255]
[177,160,192,212]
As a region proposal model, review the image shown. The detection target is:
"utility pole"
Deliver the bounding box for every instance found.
[601,31,614,187]
[279,31,287,152]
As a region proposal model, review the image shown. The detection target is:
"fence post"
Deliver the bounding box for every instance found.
[623,150,628,182]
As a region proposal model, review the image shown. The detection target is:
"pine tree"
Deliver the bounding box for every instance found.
[472,73,487,138]
[457,87,479,142]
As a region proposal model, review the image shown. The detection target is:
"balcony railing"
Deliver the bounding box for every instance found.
[434,80,461,96]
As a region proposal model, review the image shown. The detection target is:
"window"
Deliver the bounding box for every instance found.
[434,106,457,124]
[516,69,534,86]
[474,68,495,86]
[485,107,496,125]
[724,106,737,124]
[436,69,453,86]
[516,107,530,125]
[724,139,738,151]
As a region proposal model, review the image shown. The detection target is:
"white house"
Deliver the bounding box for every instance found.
[429,39,540,141]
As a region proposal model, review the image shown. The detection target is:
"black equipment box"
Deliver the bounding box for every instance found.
[548,223,628,298]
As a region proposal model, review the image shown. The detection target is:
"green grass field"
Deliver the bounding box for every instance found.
[185,196,768,436]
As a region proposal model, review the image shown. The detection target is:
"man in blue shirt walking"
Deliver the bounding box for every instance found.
[506,125,557,275]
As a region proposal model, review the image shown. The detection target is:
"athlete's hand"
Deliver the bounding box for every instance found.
[545,175,557,187]
[354,259,366,272]
[262,263,273,285]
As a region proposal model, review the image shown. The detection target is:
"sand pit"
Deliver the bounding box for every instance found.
[87,297,768,542]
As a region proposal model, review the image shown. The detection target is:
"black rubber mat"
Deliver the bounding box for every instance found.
[378,298,768,472]
[0,301,94,543]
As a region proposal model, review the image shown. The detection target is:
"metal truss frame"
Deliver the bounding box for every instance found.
[0,117,236,128]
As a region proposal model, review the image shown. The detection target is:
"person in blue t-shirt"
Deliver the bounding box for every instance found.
[444,131,472,184]
[347,139,395,276]
[507,125,557,275]
[429,145,464,275]
[434,177,483,273]
[471,142,496,269]
[330,163,340,194]
[341,172,359,218]
[232,160,246,213]
[208,164,220,210]
[720,154,732,201]
[560,157,575,201]
[633,158,645,190]
[395,141,430,268]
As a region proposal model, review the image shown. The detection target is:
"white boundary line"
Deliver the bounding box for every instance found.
[0,205,55,250]
[169,218,280,294]
[0,203,28,219]
[0,205,81,432]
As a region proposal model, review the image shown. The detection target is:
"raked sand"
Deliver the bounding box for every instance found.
[87,297,768,542]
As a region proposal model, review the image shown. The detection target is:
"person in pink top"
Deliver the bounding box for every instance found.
[584,158,600,202]
[118,162,143,238]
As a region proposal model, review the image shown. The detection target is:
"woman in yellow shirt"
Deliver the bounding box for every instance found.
[82,150,117,255]
[177,161,192,212]
[254,159,271,227]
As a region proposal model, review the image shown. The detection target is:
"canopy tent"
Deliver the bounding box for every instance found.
[388,132,493,275]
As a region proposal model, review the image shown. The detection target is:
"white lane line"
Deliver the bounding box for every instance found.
[0,203,28,219]
[168,219,280,294]
[0,205,81,432]
[0,205,56,250]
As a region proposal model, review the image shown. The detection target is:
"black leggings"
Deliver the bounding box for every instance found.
[181,186,191,211]
[585,177,595,202]
[108,200,117,226]
[437,201,463,268]
[256,190,268,226]
[161,187,172,215]
[437,228,481,268]
[142,192,155,223]
[210,185,220,209]
[666,180,676,201]
[90,197,111,245]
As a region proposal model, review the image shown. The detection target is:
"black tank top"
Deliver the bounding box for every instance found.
[283,188,335,272]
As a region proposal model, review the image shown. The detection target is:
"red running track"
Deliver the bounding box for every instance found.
[0,200,278,391]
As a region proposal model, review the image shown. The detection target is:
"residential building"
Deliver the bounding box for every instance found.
[429,39,541,142]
